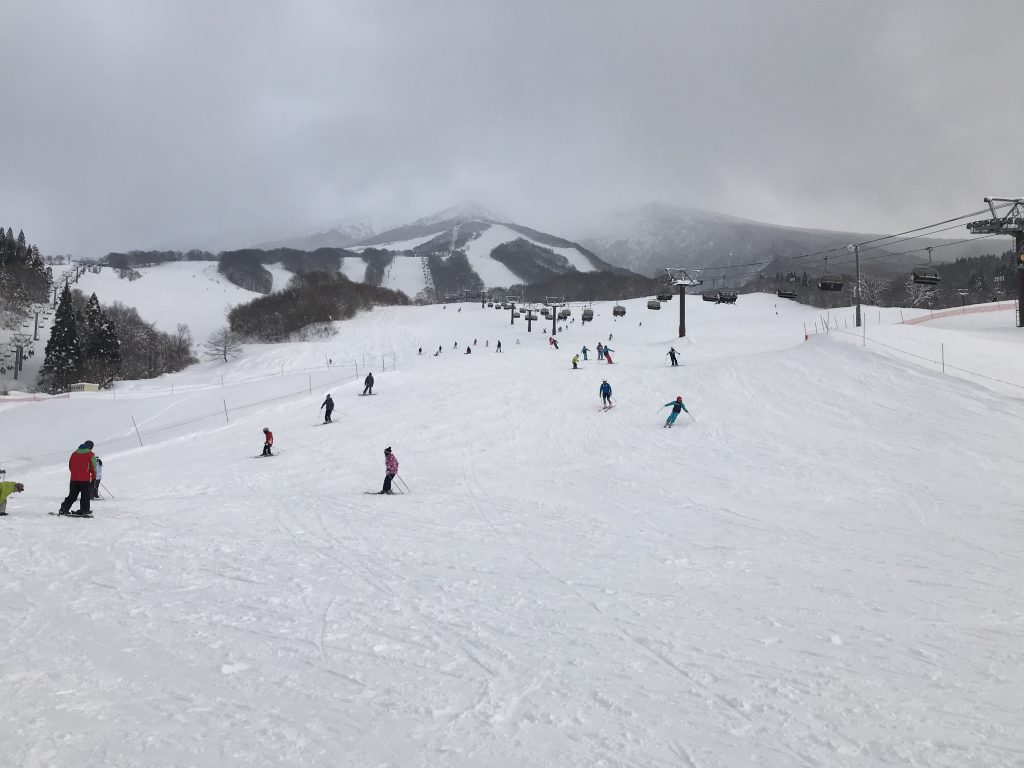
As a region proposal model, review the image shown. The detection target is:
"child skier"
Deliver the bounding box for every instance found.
[571,354,579,369]
[0,479,25,516]
[667,347,679,366]
[379,447,399,494]
[599,380,612,407]
[321,393,335,422]
[261,427,274,456]
[662,396,689,428]
[91,457,103,499]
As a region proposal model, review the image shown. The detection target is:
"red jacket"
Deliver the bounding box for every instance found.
[263,430,274,445]
[69,447,97,482]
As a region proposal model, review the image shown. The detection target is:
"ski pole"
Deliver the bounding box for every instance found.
[396,474,411,494]
[687,411,696,423]
[100,482,115,499]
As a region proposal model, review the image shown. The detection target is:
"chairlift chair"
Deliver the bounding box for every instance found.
[581,308,594,321]
[817,257,844,292]
[656,291,673,302]
[558,309,570,320]
[512,311,521,318]
[612,305,626,317]
[701,290,720,302]
[776,286,798,299]
[912,249,941,285]
[718,290,738,304]
[647,299,661,310]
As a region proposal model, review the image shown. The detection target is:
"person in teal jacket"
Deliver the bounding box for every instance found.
[0,479,25,516]
[663,396,688,428]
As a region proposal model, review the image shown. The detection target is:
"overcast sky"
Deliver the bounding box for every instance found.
[1,0,1021,257]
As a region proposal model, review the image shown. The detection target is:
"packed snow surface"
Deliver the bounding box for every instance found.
[380,254,428,298]
[72,262,261,342]
[2,294,1023,767]
[462,224,531,287]
[339,255,368,283]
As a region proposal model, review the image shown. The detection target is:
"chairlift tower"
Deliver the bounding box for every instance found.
[662,268,703,337]
[543,296,565,336]
[966,197,1024,327]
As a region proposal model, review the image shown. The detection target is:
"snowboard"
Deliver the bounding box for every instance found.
[357,393,377,396]
[315,421,337,426]
[252,452,280,458]
[50,511,94,518]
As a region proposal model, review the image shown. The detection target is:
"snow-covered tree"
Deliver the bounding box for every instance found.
[39,284,83,392]
[904,275,939,308]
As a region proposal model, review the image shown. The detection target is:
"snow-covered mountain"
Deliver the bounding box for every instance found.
[347,203,618,297]
[254,220,380,251]
[575,202,999,279]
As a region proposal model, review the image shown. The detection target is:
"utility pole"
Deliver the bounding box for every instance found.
[848,243,862,327]
[967,197,1024,327]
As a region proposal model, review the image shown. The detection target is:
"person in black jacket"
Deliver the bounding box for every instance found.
[363,373,374,395]
[320,394,334,422]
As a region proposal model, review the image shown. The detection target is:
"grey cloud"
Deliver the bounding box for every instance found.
[1,0,1020,257]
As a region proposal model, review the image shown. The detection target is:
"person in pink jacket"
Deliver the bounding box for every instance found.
[379,447,399,494]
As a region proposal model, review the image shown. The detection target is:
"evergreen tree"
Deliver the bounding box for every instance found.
[39,284,83,392]
[81,292,121,385]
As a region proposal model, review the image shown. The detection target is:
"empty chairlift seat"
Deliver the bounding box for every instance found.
[656,292,673,302]
[776,286,798,299]
[912,266,941,285]
[647,299,662,310]
[817,274,844,292]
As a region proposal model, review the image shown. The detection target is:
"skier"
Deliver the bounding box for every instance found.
[580,345,589,361]
[261,427,274,456]
[596,342,604,360]
[418,347,422,355]
[571,354,579,369]
[609,333,614,341]
[437,345,442,354]
[379,446,399,494]
[363,373,374,395]
[496,340,502,352]
[548,336,559,350]
[0,479,25,516]
[91,457,103,499]
[465,346,472,354]
[667,347,679,366]
[599,380,612,407]
[58,440,97,516]
[604,346,615,364]
[321,393,335,422]
[662,396,689,428]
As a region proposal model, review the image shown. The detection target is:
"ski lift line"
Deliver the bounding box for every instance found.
[685,203,1015,275]
[705,232,1006,283]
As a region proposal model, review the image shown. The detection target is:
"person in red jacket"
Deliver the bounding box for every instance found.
[58,440,97,516]
[261,427,274,456]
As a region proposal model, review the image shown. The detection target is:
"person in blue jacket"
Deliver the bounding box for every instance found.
[599,380,612,406]
[663,396,688,427]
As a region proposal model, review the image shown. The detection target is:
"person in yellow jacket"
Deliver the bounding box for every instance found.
[571,354,580,369]
[0,480,25,516]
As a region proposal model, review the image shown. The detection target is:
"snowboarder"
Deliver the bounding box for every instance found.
[609,333,614,341]
[379,446,399,494]
[571,354,579,369]
[91,457,103,499]
[58,440,97,516]
[580,346,589,361]
[662,396,689,428]
[437,345,442,354]
[596,342,604,360]
[667,347,679,366]
[496,340,502,352]
[465,346,472,354]
[0,479,25,516]
[604,346,615,364]
[261,427,274,456]
[599,380,612,406]
[363,373,374,395]
[321,393,335,422]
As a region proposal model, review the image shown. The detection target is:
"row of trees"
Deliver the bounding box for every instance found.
[0,226,50,327]
[749,251,1018,309]
[39,285,197,392]
[227,271,410,342]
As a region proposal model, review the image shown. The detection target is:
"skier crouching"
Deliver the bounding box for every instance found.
[0,480,25,516]
[379,447,399,494]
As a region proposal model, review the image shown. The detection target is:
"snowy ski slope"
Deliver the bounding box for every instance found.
[1,294,1023,767]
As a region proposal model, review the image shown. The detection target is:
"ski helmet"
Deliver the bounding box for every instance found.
[676,396,682,402]
[83,440,94,449]
[262,427,269,432]
[384,446,392,454]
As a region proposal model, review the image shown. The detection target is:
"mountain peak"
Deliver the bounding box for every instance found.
[413,202,505,226]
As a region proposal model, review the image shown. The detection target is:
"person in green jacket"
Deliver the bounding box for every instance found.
[0,480,25,516]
